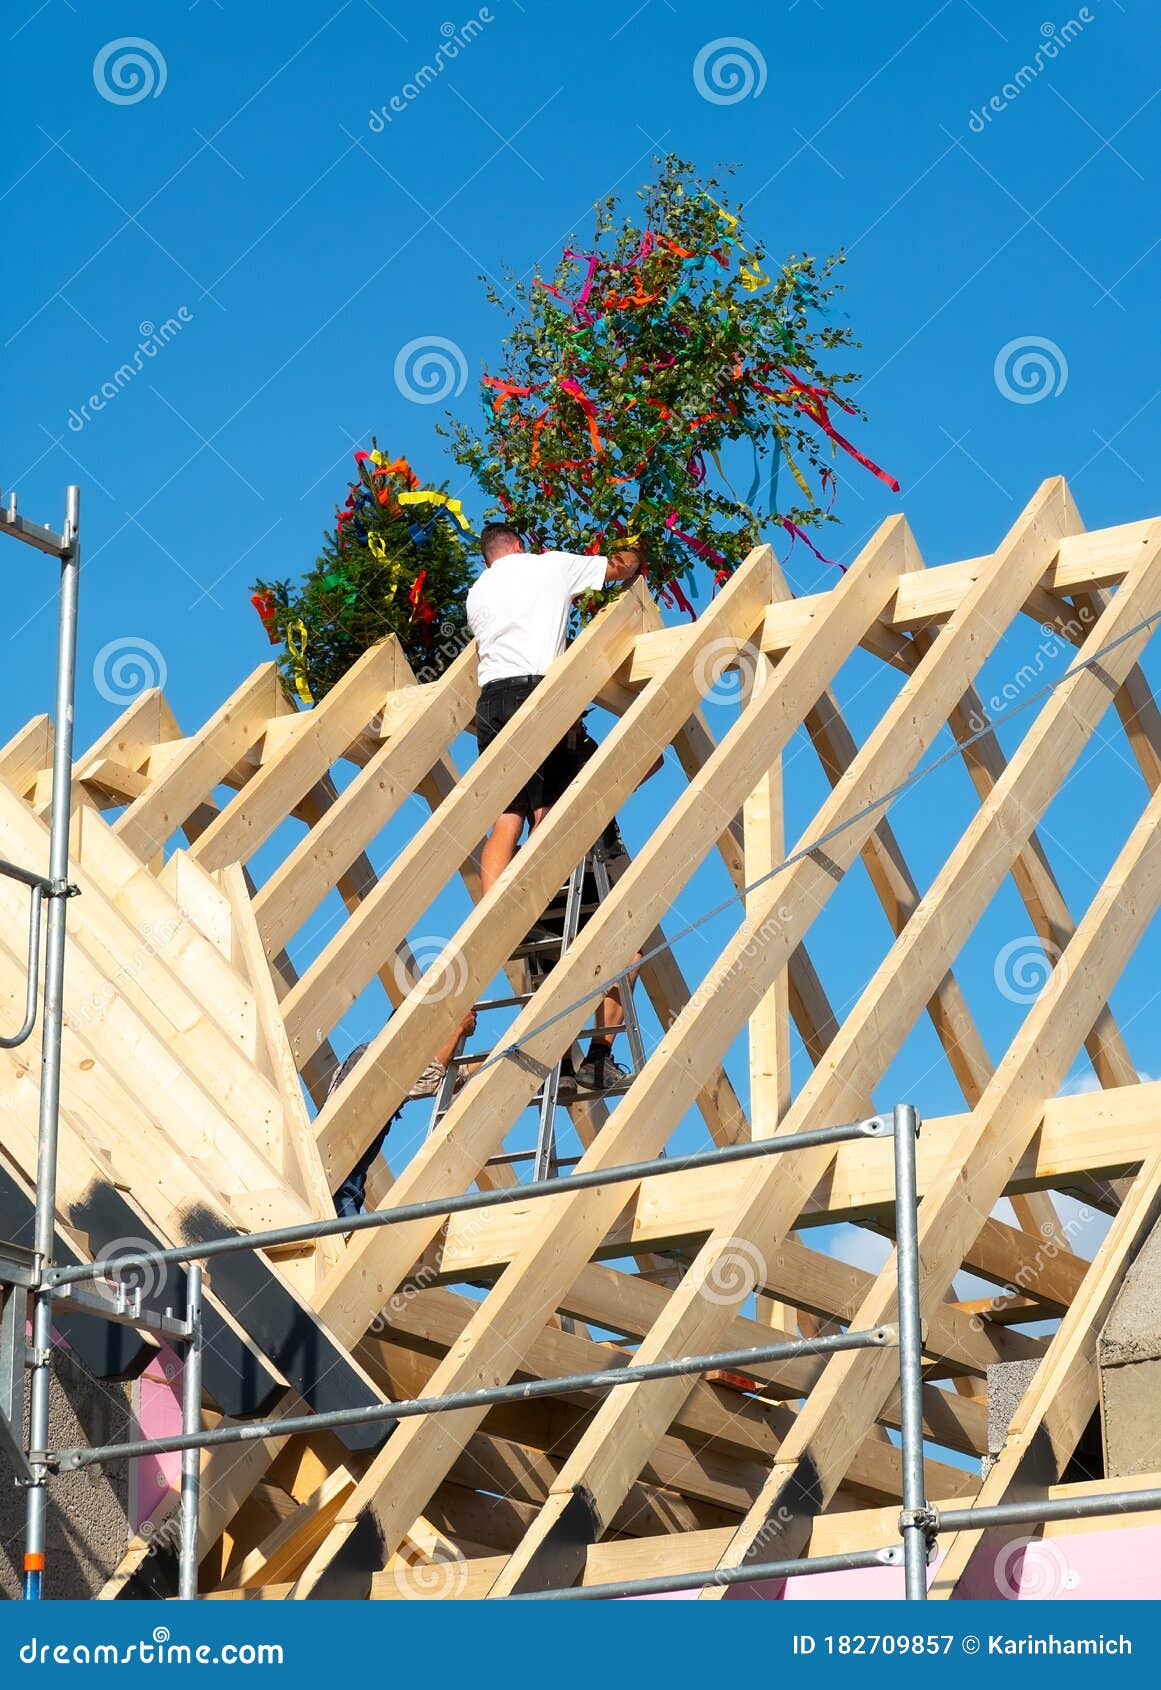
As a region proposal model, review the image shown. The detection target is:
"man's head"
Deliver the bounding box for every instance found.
[480,522,524,567]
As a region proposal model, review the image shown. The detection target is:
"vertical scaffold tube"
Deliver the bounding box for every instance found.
[178,1266,204,1600]
[23,487,80,1602]
[893,1102,929,1601]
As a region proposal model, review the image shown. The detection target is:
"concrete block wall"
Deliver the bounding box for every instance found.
[0,1346,131,1600]
[1100,1213,1161,1479]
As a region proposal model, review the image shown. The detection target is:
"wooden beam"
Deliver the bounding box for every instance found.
[618,518,1158,687]
[483,479,1089,1595]
[424,1103,1129,1296]
[707,686,1161,1593]
[289,519,913,1594]
[114,664,286,861]
[189,640,402,871]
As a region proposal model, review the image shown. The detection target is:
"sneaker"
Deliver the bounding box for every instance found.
[518,921,561,952]
[600,818,629,863]
[407,1059,469,1100]
[573,1050,631,1093]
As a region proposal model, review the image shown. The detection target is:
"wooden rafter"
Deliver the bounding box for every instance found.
[1,481,1160,1601]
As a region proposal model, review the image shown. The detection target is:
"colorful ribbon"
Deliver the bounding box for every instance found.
[367,531,408,600]
[397,489,474,531]
[286,619,314,705]
[250,590,280,646]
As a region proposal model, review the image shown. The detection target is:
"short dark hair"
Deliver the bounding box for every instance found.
[480,521,522,563]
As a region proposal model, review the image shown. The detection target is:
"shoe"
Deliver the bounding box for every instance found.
[600,819,629,863]
[573,1051,631,1093]
[407,1059,468,1100]
[518,921,561,951]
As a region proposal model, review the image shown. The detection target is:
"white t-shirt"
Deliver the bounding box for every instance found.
[467,549,608,686]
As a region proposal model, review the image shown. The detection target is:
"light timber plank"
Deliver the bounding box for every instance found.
[618,518,1158,686]
[253,643,479,956]
[114,663,286,861]
[289,517,912,1594]
[482,479,1091,1594]
[189,639,401,872]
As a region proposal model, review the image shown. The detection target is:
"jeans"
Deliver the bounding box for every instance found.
[333,1121,392,1219]
[326,1043,398,1219]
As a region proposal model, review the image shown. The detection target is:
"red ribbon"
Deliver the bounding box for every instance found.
[775,368,900,493]
[409,569,437,631]
[665,510,728,571]
[559,378,603,456]
[483,375,545,415]
[562,250,600,307]
[250,591,281,645]
[781,518,845,572]
[660,577,698,620]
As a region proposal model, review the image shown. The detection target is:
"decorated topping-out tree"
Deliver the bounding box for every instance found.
[250,158,897,702]
[446,154,897,616]
[251,448,475,702]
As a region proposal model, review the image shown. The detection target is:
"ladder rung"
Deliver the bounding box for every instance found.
[485,1151,582,1169]
[511,936,566,959]
[448,1027,626,1066]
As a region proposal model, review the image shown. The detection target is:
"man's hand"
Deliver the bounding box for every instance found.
[605,540,646,584]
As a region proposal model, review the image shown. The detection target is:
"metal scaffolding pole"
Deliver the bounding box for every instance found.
[0,486,80,1602]
[892,1100,929,1600]
[46,1114,891,1290]
[48,1326,896,1473]
[513,1546,905,1601]
[177,1266,204,1602]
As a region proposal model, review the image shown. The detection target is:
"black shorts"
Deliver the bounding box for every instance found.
[475,675,627,855]
[475,676,575,820]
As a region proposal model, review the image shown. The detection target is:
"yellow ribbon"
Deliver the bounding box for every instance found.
[369,449,387,467]
[703,193,738,233]
[368,530,407,600]
[286,619,314,706]
[703,193,769,292]
[397,489,473,531]
[772,419,816,506]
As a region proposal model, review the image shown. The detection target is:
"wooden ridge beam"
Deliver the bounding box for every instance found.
[618,516,1157,688]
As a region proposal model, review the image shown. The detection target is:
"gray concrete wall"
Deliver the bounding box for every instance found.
[0,1346,131,1600]
[1100,1214,1161,1479]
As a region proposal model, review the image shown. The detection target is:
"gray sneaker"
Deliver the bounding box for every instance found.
[573,1051,631,1093]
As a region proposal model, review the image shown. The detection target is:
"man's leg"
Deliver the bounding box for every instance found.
[480,810,526,895]
[334,1120,391,1219]
[576,952,641,1090]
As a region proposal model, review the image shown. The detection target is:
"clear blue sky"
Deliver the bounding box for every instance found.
[4,0,1158,1280]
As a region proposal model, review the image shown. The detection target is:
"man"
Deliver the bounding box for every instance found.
[328,1012,476,1219]
[468,522,643,885]
[467,523,644,1092]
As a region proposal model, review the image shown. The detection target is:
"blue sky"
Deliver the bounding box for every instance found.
[4,0,1159,1279]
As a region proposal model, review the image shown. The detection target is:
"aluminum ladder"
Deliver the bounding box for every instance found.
[426,841,648,1181]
